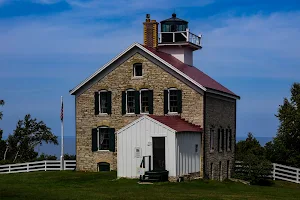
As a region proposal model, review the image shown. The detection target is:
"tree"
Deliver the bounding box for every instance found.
[236,132,265,161]
[265,83,300,167]
[235,133,272,185]
[0,99,4,121]
[3,114,58,162]
[0,100,5,160]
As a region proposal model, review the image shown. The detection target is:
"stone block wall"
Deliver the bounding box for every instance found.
[203,93,236,181]
[75,53,204,172]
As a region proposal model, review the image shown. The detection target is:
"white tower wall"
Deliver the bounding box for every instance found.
[158,45,194,66]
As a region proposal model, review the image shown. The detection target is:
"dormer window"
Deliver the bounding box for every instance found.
[133,63,142,77]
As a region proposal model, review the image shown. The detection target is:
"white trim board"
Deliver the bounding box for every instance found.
[116,115,176,134]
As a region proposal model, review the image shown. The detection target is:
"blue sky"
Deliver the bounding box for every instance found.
[0,0,299,140]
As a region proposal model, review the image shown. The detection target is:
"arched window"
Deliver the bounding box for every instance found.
[98,162,110,171]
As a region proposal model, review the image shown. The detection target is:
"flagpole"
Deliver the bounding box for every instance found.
[60,96,64,170]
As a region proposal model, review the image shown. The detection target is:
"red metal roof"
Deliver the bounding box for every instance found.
[143,45,238,97]
[148,115,202,132]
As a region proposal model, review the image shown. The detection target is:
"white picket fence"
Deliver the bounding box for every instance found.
[272,163,300,183]
[0,160,76,174]
[235,161,300,184]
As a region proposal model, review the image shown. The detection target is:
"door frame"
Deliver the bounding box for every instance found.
[151,136,167,171]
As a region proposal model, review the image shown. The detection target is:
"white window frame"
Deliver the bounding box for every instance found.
[126,89,136,114]
[99,90,108,114]
[168,88,179,114]
[97,127,110,151]
[140,89,149,114]
[210,128,214,152]
[133,63,142,77]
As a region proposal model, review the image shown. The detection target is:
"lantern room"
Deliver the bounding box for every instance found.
[158,13,202,50]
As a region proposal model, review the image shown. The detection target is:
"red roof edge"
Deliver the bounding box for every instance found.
[148,115,202,133]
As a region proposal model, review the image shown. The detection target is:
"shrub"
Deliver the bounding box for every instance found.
[35,153,57,161]
[235,154,273,185]
[64,154,76,160]
[0,160,15,165]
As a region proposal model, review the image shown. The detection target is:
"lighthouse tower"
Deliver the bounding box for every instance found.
[143,13,202,66]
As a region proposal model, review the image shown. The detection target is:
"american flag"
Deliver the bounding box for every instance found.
[60,99,63,122]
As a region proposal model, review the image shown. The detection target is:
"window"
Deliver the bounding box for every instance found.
[210,128,214,152]
[226,129,232,151]
[126,90,135,114]
[133,63,142,77]
[140,90,149,113]
[122,89,153,115]
[210,163,214,180]
[218,128,221,152]
[229,129,232,151]
[98,127,109,150]
[169,90,178,112]
[94,91,111,115]
[164,88,182,114]
[227,160,230,179]
[195,144,199,153]
[92,127,115,152]
[99,91,108,113]
[219,161,222,181]
[221,129,225,151]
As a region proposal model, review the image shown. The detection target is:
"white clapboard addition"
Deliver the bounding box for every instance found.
[176,132,201,176]
[0,160,76,174]
[117,115,201,179]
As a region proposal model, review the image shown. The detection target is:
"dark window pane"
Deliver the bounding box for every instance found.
[100,92,108,113]
[99,128,110,150]
[134,64,142,76]
[169,90,178,112]
[141,90,149,113]
[127,91,135,113]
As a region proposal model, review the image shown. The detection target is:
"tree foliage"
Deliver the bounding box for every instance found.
[3,114,58,163]
[236,132,265,161]
[0,99,4,121]
[235,133,272,185]
[265,83,300,168]
[0,100,5,160]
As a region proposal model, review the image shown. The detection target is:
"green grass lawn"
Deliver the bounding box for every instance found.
[1,171,300,200]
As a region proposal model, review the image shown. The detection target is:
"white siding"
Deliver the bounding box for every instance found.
[117,116,176,178]
[176,132,201,176]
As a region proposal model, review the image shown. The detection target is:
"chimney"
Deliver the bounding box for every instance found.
[143,14,158,48]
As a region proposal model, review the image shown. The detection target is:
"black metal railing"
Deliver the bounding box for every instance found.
[140,155,151,171]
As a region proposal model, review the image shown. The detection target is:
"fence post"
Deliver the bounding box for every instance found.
[273,163,276,180]
[27,163,29,172]
[45,161,47,171]
[297,169,299,184]
[8,165,11,173]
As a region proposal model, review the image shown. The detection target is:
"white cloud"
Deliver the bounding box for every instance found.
[191,12,300,79]
[0,2,299,80]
